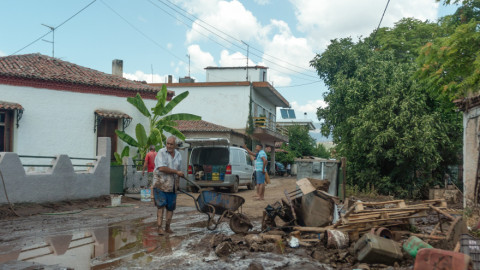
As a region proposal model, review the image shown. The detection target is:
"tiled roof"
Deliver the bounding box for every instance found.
[0,101,23,110]
[95,109,132,119]
[0,54,170,95]
[175,120,236,132]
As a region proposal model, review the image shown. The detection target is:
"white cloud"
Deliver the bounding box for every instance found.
[167,43,173,50]
[184,0,261,44]
[290,0,439,50]
[187,44,216,71]
[219,50,255,67]
[0,50,5,56]
[289,99,327,120]
[123,70,172,83]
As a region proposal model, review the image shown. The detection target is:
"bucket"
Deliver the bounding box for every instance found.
[403,236,433,258]
[325,229,349,249]
[110,195,122,207]
[140,189,151,202]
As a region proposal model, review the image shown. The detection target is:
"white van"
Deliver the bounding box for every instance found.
[186,138,255,193]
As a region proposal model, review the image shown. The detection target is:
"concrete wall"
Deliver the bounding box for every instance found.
[169,85,251,129]
[206,67,268,82]
[0,137,111,204]
[463,108,480,207]
[0,84,157,158]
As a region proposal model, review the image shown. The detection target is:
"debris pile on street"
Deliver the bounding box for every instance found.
[211,177,479,269]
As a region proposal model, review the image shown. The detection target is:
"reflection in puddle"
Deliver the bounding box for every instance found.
[0,209,330,269]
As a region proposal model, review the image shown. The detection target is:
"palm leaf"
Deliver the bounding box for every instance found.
[155,91,190,116]
[121,146,130,157]
[162,113,201,121]
[162,125,186,141]
[114,152,122,165]
[135,124,148,147]
[127,94,151,117]
[147,128,161,146]
[154,85,168,113]
[115,130,139,147]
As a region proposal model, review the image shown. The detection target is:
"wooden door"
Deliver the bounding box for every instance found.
[97,118,118,160]
[0,110,13,152]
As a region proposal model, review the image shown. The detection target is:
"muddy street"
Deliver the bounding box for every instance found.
[1,176,332,269]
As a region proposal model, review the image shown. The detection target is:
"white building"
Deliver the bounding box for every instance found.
[152,66,289,146]
[0,54,173,159]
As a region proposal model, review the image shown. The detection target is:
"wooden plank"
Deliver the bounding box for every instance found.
[411,233,446,240]
[296,178,316,195]
[445,217,461,240]
[360,200,405,206]
[292,226,332,233]
[429,205,456,221]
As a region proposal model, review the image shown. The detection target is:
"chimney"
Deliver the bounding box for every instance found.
[168,75,173,84]
[112,59,123,77]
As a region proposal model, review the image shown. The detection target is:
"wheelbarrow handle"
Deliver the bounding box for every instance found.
[180,175,202,190]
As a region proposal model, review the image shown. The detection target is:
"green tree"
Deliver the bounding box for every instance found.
[311,18,462,197]
[115,85,201,160]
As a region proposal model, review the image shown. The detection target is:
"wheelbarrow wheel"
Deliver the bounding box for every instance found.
[229,213,253,234]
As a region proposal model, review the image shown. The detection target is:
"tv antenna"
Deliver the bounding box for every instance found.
[41,24,55,57]
[241,40,249,81]
[186,54,191,77]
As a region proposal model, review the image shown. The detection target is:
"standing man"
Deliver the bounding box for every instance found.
[243,143,268,200]
[152,136,184,235]
[142,145,157,190]
[286,163,291,177]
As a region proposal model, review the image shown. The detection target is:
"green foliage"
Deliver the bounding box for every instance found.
[275,125,325,165]
[113,146,130,165]
[310,17,463,198]
[313,143,330,159]
[116,85,201,160]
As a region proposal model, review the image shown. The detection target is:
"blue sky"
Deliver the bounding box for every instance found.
[0,0,459,122]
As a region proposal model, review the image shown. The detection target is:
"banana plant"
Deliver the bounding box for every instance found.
[115,84,201,160]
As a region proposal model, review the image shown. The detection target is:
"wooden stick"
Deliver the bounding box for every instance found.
[293,226,332,232]
[429,205,456,221]
[411,233,447,240]
[453,241,461,252]
[445,217,461,240]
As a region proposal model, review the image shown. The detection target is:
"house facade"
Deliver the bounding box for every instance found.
[151,66,289,171]
[0,54,172,159]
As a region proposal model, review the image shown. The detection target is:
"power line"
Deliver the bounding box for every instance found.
[161,0,317,75]
[10,0,97,56]
[154,0,319,81]
[371,0,391,42]
[275,80,323,88]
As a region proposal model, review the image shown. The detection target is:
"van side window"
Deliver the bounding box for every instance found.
[245,151,252,165]
[232,149,241,165]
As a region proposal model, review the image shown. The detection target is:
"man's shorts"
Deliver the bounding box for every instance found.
[153,188,177,211]
[255,171,265,185]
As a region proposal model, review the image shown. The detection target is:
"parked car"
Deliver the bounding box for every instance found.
[186,138,255,193]
[266,161,287,176]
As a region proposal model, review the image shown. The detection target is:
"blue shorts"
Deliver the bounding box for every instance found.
[255,171,265,185]
[153,188,177,211]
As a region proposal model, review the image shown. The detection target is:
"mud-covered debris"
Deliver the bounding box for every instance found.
[215,241,233,257]
[210,234,228,248]
[230,234,245,245]
[245,234,262,247]
[247,261,264,270]
[311,250,327,261]
[355,263,370,270]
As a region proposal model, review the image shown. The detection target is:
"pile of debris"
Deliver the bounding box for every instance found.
[219,177,480,269]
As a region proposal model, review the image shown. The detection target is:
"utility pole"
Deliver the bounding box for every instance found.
[186,54,191,77]
[41,24,55,57]
[241,41,249,81]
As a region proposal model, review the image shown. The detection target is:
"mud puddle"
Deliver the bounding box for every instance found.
[0,207,330,270]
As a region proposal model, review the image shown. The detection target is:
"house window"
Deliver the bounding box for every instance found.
[0,110,14,152]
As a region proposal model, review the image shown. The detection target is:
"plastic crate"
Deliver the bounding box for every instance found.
[460,234,480,269]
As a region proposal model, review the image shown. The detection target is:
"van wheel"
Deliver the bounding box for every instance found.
[229,178,239,193]
[247,174,256,190]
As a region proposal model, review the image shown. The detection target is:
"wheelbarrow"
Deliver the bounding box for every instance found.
[179,176,253,234]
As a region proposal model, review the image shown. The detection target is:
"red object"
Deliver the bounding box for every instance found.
[144,151,157,172]
[226,165,232,175]
[414,248,473,270]
[188,165,193,175]
[203,165,212,173]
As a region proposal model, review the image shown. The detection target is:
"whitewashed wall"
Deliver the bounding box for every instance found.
[0,84,157,158]
[206,68,267,82]
[169,85,251,130]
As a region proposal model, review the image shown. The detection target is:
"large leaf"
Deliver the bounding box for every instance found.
[162,125,186,141]
[147,128,161,146]
[154,91,190,116]
[121,146,130,158]
[135,123,148,147]
[154,85,168,113]
[127,94,151,117]
[115,130,139,147]
[114,152,122,165]
[162,113,201,121]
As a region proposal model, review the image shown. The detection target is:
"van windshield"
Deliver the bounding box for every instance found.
[191,147,229,165]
